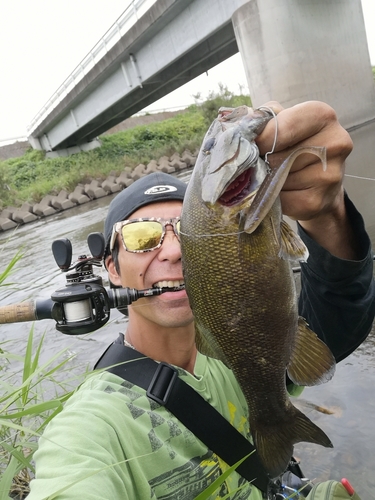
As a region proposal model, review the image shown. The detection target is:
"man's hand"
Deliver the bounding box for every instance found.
[256,100,361,260]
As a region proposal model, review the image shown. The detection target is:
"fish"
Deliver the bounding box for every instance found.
[179,105,336,479]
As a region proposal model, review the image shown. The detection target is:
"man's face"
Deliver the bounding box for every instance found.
[107,200,193,329]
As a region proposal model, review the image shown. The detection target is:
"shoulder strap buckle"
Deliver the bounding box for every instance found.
[146,362,178,405]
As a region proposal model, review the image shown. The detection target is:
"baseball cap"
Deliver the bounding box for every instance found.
[104,172,187,257]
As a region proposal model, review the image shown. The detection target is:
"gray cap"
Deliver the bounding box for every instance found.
[104,172,187,256]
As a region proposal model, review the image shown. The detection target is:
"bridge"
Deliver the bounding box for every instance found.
[27,0,375,159]
[27,0,246,154]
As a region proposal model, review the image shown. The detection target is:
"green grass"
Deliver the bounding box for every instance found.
[0,248,86,498]
[0,330,81,499]
[0,112,205,209]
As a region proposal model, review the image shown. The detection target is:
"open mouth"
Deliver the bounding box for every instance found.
[218,169,252,206]
[153,280,185,291]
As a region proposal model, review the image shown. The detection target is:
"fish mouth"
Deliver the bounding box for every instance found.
[217,168,253,207]
[153,280,185,291]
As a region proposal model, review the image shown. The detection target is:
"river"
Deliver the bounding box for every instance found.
[0,167,375,498]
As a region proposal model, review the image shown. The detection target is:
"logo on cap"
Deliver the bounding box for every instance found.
[144,185,177,195]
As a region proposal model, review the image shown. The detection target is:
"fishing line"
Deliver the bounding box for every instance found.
[257,105,278,166]
[179,230,247,238]
[344,173,375,182]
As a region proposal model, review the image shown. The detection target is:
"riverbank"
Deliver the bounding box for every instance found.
[0,149,196,232]
[0,88,253,220]
[0,110,187,162]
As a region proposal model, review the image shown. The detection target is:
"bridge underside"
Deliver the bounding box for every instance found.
[28,0,249,154]
[59,25,238,150]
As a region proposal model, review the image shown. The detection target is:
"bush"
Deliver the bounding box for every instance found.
[194,83,252,126]
[98,110,206,161]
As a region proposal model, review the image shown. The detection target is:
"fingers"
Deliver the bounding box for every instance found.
[257,100,285,116]
[254,100,353,221]
[256,101,334,153]
[282,153,343,192]
[279,162,344,220]
[256,101,353,171]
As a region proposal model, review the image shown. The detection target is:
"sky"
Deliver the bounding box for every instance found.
[0,0,374,142]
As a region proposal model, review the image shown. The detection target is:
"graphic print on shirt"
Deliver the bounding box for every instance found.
[149,453,251,499]
[103,371,254,499]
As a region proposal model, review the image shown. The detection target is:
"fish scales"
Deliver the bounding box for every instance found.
[180,106,336,479]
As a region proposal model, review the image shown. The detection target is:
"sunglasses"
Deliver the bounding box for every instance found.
[110,217,181,253]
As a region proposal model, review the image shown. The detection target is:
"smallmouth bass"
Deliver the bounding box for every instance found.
[180,105,336,478]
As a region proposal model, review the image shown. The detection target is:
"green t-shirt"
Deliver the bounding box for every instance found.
[29,352,301,499]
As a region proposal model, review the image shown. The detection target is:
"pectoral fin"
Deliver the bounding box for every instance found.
[287,317,336,386]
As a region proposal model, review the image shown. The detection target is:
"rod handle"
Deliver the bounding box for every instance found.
[0,302,37,323]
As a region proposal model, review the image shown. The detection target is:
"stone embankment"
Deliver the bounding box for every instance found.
[0,150,196,233]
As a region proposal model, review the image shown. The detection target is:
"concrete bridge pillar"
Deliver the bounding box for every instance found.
[232,0,375,130]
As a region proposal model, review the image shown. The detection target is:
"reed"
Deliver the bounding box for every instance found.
[0,251,84,499]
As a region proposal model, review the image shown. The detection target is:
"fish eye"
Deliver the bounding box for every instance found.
[203,137,216,154]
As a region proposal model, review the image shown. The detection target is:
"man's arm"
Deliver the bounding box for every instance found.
[27,383,132,500]
[297,188,363,260]
[256,100,375,361]
[297,193,375,361]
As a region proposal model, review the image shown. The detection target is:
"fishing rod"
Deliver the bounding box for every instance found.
[0,233,181,335]
[2,232,369,334]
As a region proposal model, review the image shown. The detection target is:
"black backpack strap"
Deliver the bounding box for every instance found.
[94,335,271,493]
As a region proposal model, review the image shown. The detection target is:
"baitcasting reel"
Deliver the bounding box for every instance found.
[50,233,110,335]
[50,233,173,335]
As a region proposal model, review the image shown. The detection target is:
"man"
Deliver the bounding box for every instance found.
[28,101,375,499]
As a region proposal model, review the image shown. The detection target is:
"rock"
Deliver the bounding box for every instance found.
[181,149,196,167]
[130,164,146,181]
[32,196,57,216]
[0,217,17,231]
[69,185,90,204]
[84,180,107,199]
[157,157,175,174]
[169,153,187,171]
[116,171,134,188]
[102,176,121,193]
[51,190,77,210]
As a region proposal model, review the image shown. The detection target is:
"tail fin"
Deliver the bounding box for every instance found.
[252,403,333,478]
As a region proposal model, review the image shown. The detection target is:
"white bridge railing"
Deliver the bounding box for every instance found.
[27,0,157,134]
